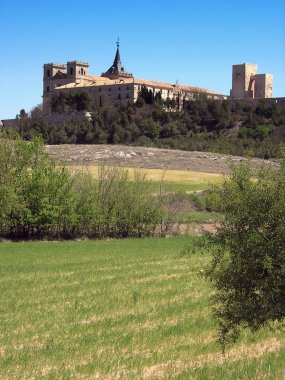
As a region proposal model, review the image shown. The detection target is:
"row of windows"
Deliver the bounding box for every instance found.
[98,86,130,92]
[46,86,130,99]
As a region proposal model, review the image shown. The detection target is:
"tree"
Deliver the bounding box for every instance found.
[164,97,176,110]
[139,85,154,105]
[139,118,160,139]
[160,122,179,138]
[207,160,285,349]
[0,130,77,238]
[16,109,28,120]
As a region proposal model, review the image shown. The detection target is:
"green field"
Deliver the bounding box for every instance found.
[1,238,284,379]
[69,165,223,194]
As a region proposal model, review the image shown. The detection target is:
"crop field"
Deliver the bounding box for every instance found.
[1,238,284,379]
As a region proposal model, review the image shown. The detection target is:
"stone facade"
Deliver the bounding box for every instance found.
[231,63,273,99]
[42,43,227,115]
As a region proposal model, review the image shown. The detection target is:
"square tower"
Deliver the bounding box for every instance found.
[43,63,67,114]
[67,61,89,79]
[230,63,257,99]
[254,74,273,98]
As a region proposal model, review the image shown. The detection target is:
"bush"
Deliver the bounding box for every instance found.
[0,132,161,239]
[0,130,77,238]
[207,160,285,349]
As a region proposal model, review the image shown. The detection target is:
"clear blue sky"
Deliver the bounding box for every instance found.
[0,0,284,119]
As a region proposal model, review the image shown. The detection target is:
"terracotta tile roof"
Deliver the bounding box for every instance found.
[55,77,222,95]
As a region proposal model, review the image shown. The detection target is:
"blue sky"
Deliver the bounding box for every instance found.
[0,0,284,119]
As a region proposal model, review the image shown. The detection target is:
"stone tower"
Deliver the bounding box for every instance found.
[231,63,257,99]
[42,61,89,114]
[43,63,67,114]
[230,63,273,99]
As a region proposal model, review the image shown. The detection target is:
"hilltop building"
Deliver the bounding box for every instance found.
[230,63,273,99]
[42,42,226,115]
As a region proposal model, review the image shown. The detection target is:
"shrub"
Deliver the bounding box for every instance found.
[207,160,285,349]
[0,132,161,239]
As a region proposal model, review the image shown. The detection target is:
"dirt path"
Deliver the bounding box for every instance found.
[45,144,278,174]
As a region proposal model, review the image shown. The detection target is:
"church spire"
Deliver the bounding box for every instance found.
[113,38,121,66]
[101,39,133,79]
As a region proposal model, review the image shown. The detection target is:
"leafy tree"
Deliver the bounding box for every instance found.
[207,160,285,349]
[160,122,179,138]
[139,85,154,105]
[164,97,176,110]
[139,118,160,139]
[135,96,145,107]
[16,109,28,119]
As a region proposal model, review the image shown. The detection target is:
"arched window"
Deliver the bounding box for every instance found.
[126,93,129,99]
[118,94,121,99]
[80,68,84,75]
[47,86,50,92]
[70,67,73,75]
[47,69,50,77]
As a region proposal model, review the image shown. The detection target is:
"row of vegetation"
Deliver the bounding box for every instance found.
[16,89,285,158]
[0,130,224,240]
[0,131,163,240]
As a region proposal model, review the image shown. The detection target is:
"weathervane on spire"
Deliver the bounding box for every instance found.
[101,38,133,79]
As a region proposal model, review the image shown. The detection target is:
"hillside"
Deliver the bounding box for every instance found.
[46,144,278,174]
[18,96,285,159]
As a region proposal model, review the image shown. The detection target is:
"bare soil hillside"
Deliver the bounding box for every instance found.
[45,144,278,174]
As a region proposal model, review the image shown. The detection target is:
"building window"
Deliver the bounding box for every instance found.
[47,86,50,92]
[109,87,111,92]
[70,67,73,75]
[126,93,129,99]
[127,86,129,90]
[118,87,121,91]
[47,69,50,77]
[99,88,101,92]
[118,94,121,99]
[80,68,84,75]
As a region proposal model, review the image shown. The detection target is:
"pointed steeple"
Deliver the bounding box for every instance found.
[101,39,133,79]
[113,38,121,66]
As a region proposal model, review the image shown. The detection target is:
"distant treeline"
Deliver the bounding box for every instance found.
[16,90,285,158]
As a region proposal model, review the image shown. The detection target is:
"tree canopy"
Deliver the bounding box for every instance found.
[207,159,285,349]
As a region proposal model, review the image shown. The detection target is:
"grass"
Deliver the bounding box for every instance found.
[1,237,284,379]
[179,211,224,223]
[69,165,223,193]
